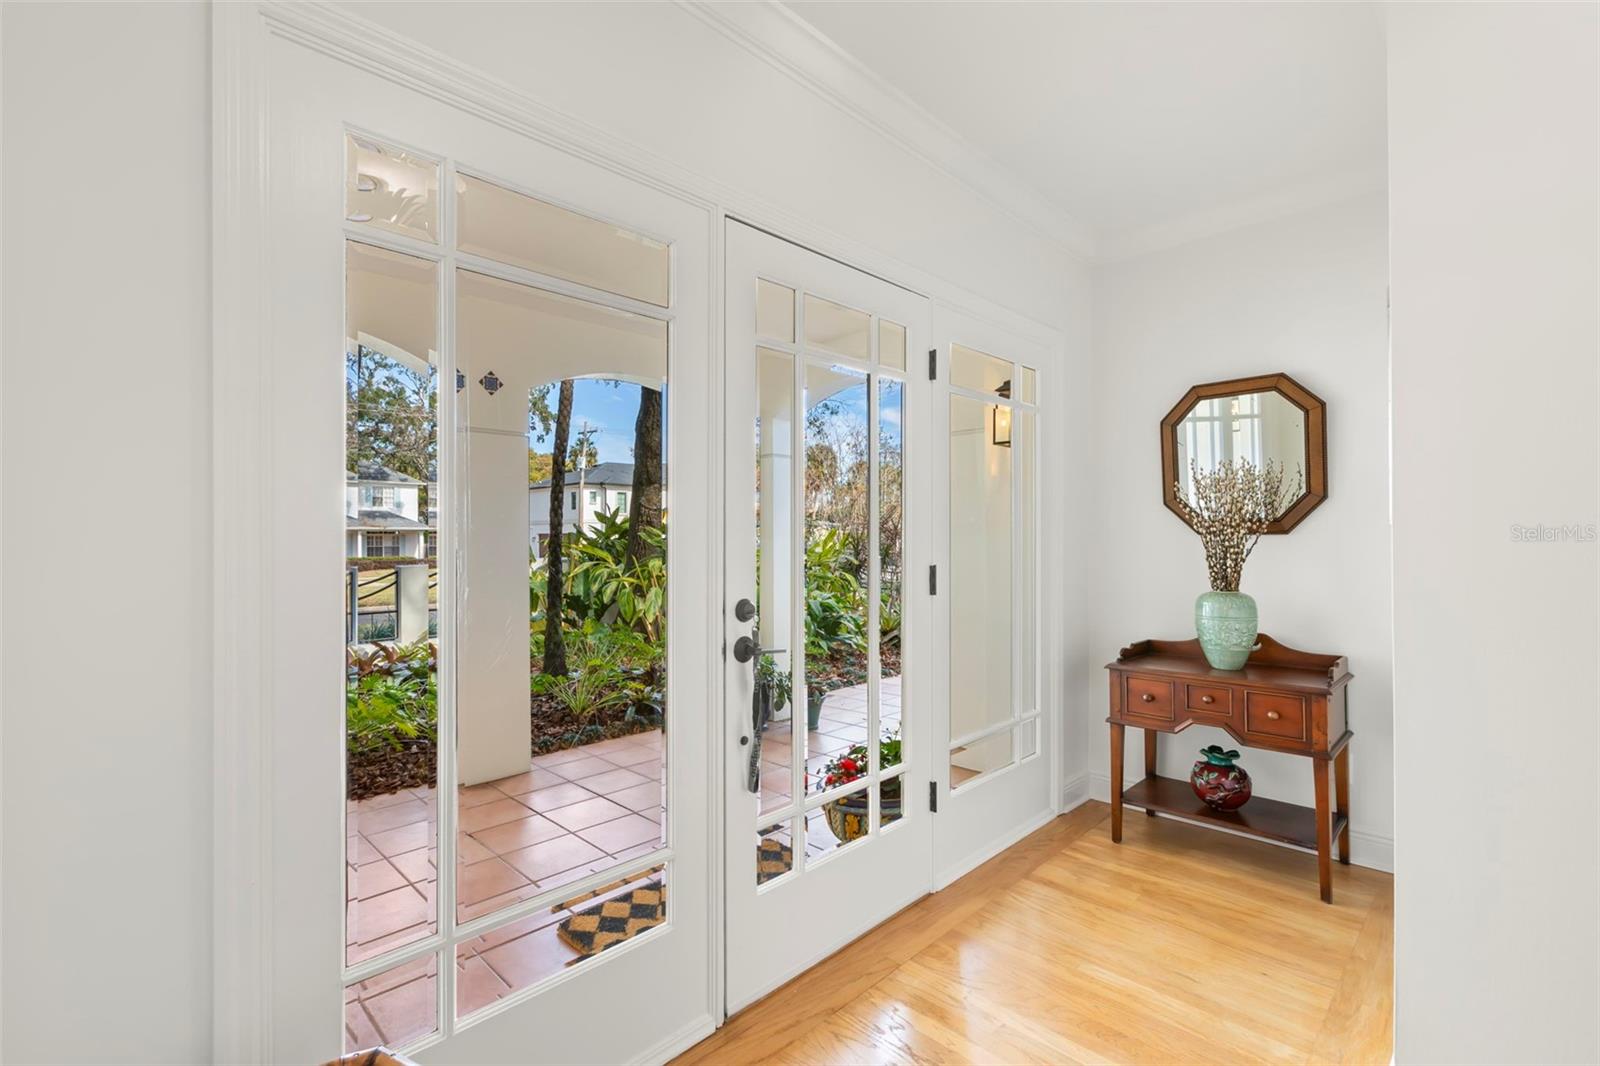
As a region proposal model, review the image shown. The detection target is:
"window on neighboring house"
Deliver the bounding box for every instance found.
[569,491,578,510]
[366,532,398,557]
[615,491,628,512]
[588,490,599,505]
[424,532,437,557]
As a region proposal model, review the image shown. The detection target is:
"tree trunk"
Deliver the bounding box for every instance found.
[623,385,664,569]
[543,380,574,676]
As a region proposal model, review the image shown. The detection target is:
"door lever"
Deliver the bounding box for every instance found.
[733,622,787,791]
[734,635,785,663]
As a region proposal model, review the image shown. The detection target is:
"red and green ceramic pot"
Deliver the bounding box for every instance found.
[1190,745,1252,811]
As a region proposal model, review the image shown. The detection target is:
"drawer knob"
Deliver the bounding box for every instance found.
[1141,693,1155,703]
[1201,695,1214,704]
[1266,709,1282,720]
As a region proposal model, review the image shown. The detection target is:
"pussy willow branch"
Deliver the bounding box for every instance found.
[1171,458,1302,592]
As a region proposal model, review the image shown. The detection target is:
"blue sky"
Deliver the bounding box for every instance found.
[529,379,646,464]
[525,373,902,463]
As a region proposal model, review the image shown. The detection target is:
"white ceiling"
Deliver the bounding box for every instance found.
[780,1,1387,257]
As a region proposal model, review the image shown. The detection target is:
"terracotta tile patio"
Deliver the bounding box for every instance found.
[343,676,898,1049]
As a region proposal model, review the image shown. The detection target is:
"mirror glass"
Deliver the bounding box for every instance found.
[1173,389,1306,519]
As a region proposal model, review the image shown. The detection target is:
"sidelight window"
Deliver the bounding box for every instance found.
[947,345,1041,790]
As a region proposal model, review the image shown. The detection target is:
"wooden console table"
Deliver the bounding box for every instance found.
[1106,634,1353,902]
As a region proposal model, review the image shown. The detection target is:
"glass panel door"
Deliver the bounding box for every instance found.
[724,222,932,1011]
[259,41,713,1062]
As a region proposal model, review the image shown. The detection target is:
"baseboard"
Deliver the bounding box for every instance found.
[933,807,1056,890]
[1087,772,1394,874]
[1061,770,1091,813]
[633,1012,717,1066]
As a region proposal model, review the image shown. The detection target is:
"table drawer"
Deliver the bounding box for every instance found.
[1244,690,1308,743]
[1185,683,1234,716]
[1124,676,1175,720]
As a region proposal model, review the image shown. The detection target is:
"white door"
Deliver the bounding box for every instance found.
[930,305,1056,882]
[723,222,933,1009]
[253,29,715,1064]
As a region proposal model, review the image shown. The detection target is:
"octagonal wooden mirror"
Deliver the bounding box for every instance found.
[1160,372,1327,534]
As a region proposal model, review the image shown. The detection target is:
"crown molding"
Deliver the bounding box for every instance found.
[682,1,1097,261]
[1096,163,1388,264]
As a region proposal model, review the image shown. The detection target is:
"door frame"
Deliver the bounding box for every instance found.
[214,4,1069,1061]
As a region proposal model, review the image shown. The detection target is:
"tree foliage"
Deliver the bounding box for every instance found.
[346,346,437,491]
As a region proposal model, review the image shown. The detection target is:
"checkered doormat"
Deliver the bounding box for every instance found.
[557,881,665,957]
[757,837,793,884]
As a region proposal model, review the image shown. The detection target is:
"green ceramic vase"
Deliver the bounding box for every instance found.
[1194,590,1258,670]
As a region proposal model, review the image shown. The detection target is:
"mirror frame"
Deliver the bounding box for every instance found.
[1160,371,1327,534]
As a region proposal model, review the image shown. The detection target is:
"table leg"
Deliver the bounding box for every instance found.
[1313,756,1333,903]
[1143,729,1158,816]
[1110,722,1125,843]
[1335,745,1351,865]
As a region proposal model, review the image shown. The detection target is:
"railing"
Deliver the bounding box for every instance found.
[347,565,438,644]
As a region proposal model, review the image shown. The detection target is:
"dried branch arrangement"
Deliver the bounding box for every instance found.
[1172,458,1302,592]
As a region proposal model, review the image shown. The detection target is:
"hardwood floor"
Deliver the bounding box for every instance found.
[675,802,1392,1065]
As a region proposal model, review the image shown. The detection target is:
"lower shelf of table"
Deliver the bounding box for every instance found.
[1121,774,1346,852]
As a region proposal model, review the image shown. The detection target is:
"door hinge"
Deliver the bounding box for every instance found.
[928,564,937,595]
[929,780,939,813]
[927,348,937,381]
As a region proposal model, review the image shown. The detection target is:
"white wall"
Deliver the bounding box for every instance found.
[1,2,214,1062]
[1085,193,1394,869]
[1388,5,1599,1062]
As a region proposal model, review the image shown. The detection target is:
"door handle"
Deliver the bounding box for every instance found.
[734,634,787,663]
[740,639,786,793]
[732,608,786,791]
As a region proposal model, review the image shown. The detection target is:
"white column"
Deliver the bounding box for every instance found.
[394,563,429,645]
[457,360,537,786]
[757,376,792,651]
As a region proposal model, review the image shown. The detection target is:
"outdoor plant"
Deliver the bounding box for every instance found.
[357,618,397,642]
[1171,457,1301,591]
[345,639,437,758]
[879,584,902,647]
[567,514,667,641]
[816,728,903,797]
[531,623,648,719]
[802,528,867,660]
[756,653,792,713]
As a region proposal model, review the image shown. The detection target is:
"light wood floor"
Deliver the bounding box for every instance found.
[675,802,1392,1065]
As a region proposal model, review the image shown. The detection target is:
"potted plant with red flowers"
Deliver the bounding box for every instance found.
[816,729,903,843]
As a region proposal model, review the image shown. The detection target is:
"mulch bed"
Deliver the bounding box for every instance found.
[347,643,898,802]
[348,741,437,802]
[531,691,660,753]
[346,697,660,802]
[809,640,902,693]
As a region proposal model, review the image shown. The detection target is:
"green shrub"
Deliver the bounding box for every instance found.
[346,639,436,757]
[531,624,649,719]
[803,528,867,660]
[357,618,397,642]
[567,514,666,641]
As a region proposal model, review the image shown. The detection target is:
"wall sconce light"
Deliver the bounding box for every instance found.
[992,379,1012,447]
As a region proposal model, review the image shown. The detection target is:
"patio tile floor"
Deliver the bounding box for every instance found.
[345,677,897,1050]
[344,726,666,1048]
